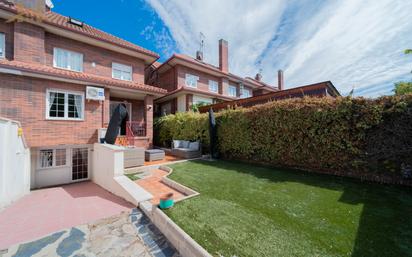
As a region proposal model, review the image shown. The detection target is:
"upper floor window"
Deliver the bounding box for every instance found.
[241,88,251,98]
[53,48,83,72]
[209,80,218,93]
[112,62,132,81]
[0,33,5,58]
[228,85,237,97]
[46,89,84,120]
[185,74,199,88]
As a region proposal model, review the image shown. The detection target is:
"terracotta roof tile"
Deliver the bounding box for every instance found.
[0,59,167,94]
[0,0,159,58]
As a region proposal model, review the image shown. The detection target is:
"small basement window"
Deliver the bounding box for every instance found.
[39,148,67,169]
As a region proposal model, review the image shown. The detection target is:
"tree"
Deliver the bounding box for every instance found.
[394,82,412,95]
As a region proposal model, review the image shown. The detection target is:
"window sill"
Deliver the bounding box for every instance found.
[46,117,84,122]
[112,77,133,82]
[53,65,83,73]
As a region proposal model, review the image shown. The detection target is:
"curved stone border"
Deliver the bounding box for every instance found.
[159,165,200,202]
[139,166,211,257]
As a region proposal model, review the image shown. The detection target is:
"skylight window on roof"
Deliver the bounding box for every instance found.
[68,17,84,27]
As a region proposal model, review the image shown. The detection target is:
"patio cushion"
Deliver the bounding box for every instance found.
[180,140,190,148]
[173,140,182,148]
[189,141,199,150]
[176,148,198,152]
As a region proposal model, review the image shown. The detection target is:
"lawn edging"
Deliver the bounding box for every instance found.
[159,165,200,202]
[138,166,210,257]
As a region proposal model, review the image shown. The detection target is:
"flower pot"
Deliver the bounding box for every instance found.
[159,192,174,209]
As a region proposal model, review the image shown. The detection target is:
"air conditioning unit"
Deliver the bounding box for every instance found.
[86,86,105,101]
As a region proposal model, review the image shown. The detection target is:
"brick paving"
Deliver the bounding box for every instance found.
[136,169,186,205]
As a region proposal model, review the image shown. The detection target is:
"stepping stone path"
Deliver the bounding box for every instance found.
[1,208,179,257]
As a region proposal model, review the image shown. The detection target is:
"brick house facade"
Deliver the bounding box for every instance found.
[0,0,166,188]
[146,39,279,115]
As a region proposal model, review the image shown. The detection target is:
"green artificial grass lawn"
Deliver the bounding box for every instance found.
[164,160,412,257]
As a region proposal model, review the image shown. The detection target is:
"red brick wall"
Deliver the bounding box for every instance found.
[44,33,145,83]
[0,19,14,60]
[176,65,221,92]
[0,74,104,147]
[109,97,145,123]
[155,66,177,92]
[144,95,153,148]
[14,22,45,64]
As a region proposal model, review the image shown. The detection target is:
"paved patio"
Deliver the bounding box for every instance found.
[2,209,179,257]
[0,182,134,249]
[136,169,186,205]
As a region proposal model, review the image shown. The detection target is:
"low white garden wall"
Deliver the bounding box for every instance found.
[91,143,152,206]
[0,118,30,209]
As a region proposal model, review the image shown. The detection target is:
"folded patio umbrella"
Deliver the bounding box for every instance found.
[105,103,129,144]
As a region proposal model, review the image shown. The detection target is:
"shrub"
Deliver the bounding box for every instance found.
[154,111,209,148]
[155,95,412,184]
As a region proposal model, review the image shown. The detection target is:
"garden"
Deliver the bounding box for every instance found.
[165,160,412,257]
[154,95,412,256]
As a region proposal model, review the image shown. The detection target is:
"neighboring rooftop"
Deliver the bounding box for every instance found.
[198,81,340,113]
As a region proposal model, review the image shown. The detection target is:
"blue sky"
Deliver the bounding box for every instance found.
[54,0,412,97]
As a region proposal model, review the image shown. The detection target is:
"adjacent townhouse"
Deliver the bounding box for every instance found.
[0,0,166,188]
[145,39,280,115]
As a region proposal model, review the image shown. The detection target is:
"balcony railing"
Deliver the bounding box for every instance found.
[125,121,146,146]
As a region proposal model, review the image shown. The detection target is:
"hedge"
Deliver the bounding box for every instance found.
[155,95,412,184]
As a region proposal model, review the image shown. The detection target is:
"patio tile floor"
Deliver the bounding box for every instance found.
[0,181,134,250]
[136,169,186,205]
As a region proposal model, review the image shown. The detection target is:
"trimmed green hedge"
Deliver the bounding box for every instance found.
[155,95,412,184]
[154,112,210,148]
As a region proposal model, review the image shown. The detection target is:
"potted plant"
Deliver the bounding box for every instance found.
[159,192,174,209]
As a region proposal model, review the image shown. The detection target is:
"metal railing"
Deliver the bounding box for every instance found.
[125,121,146,146]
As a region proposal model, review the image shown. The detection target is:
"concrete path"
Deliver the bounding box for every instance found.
[0,182,134,249]
[1,209,179,257]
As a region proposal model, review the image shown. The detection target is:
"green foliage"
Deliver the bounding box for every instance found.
[190,102,210,112]
[394,81,412,95]
[156,95,412,179]
[405,49,412,54]
[154,111,210,148]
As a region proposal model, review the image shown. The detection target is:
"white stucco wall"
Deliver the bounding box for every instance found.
[0,118,31,209]
[177,95,186,113]
[92,143,152,206]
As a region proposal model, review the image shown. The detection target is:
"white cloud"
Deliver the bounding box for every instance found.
[145,0,412,96]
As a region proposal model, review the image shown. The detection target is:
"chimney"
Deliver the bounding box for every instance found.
[219,39,228,73]
[11,0,47,13]
[278,70,284,90]
[196,50,203,61]
[255,72,262,81]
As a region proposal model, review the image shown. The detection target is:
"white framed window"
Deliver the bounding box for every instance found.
[228,85,237,97]
[241,88,251,98]
[112,62,132,81]
[185,74,199,88]
[0,33,5,58]
[209,80,218,93]
[46,89,84,120]
[53,48,83,72]
[39,148,67,169]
